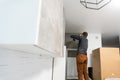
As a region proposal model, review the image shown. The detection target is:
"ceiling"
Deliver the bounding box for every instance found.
[64,0,120,36]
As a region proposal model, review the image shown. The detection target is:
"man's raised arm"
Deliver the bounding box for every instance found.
[70,35,81,40]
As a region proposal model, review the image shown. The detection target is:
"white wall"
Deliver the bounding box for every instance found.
[0,0,39,44]
[53,46,67,80]
[0,48,53,80]
[53,57,66,80]
[37,0,64,56]
[0,0,65,57]
[87,33,102,67]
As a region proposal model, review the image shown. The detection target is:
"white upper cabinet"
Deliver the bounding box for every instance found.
[0,0,64,57]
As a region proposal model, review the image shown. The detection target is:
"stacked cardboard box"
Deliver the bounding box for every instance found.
[92,48,120,80]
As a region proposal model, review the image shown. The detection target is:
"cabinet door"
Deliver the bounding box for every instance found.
[67,58,78,79]
[0,48,53,80]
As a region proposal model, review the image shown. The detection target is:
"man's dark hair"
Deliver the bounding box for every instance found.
[82,32,88,38]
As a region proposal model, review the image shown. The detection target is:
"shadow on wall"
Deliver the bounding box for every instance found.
[0,48,53,80]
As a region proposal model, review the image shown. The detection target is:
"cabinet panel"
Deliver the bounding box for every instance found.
[37,0,64,56]
[0,48,53,80]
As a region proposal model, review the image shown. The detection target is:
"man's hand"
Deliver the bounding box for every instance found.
[80,33,82,36]
[73,39,75,41]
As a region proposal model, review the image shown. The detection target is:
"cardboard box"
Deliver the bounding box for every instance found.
[92,48,120,80]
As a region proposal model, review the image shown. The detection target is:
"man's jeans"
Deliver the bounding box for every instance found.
[76,54,89,80]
